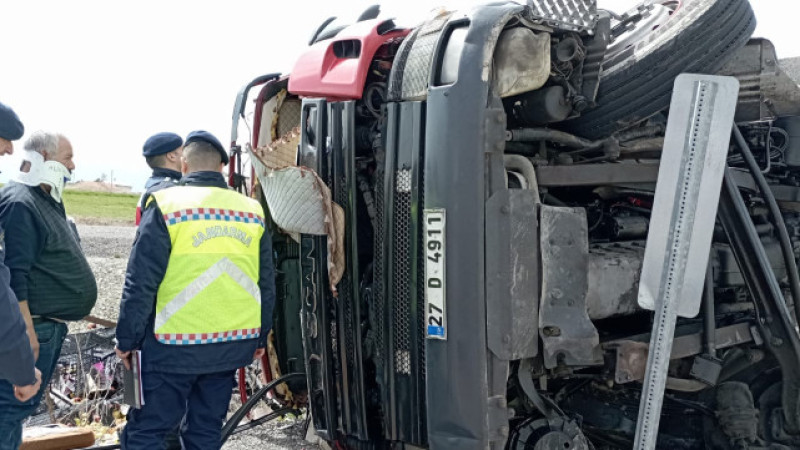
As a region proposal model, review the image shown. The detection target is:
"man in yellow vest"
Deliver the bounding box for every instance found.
[115,130,275,450]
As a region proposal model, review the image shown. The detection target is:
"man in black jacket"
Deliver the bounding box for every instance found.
[0,102,41,404]
[0,130,97,450]
[135,132,183,225]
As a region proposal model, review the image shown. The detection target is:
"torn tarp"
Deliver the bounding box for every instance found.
[250,127,345,295]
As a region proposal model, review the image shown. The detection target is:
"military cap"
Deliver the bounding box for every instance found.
[0,102,24,141]
[143,132,183,157]
[185,130,229,165]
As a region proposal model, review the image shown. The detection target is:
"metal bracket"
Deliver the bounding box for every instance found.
[486,190,539,360]
[718,38,800,122]
[539,205,602,369]
[608,322,756,385]
[487,395,511,442]
[633,74,740,450]
[525,0,598,33]
[690,354,723,386]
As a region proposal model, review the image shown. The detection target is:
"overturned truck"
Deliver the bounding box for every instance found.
[229,0,800,448]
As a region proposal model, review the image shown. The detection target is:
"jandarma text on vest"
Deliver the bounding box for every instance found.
[192,225,253,248]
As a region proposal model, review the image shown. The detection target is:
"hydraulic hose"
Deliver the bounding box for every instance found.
[719,169,800,432]
[507,128,621,161]
[733,125,800,325]
[503,154,541,203]
[507,128,594,148]
[615,124,666,143]
[221,372,307,444]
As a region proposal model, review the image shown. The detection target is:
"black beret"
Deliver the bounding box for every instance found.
[185,130,229,165]
[143,132,183,157]
[0,102,24,141]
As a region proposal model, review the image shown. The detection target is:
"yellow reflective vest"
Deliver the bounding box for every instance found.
[150,186,265,345]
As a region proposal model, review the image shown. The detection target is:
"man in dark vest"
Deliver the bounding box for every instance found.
[135,132,183,225]
[116,130,275,450]
[0,131,98,450]
[0,102,42,407]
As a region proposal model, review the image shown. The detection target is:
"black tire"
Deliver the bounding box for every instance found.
[563,0,756,139]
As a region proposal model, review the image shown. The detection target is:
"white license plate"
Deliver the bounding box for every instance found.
[424,209,446,339]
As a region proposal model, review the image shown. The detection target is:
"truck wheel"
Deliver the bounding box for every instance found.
[563,0,755,139]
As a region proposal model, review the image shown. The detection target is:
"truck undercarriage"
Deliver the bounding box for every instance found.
[229,1,800,448]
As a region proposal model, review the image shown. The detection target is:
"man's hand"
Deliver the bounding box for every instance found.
[253,347,265,361]
[13,368,42,402]
[115,347,132,370]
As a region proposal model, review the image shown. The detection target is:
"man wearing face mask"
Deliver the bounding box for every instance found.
[0,131,97,450]
[0,103,42,408]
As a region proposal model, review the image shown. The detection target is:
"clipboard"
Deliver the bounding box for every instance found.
[122,350,145,408]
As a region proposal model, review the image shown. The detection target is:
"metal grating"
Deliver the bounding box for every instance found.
[331,319,338,353]
[341,264,355,365]
[399,34,440,101]
[336,180,356,366]
[373,168,385,368]
[396,169,412,193]
[392,186,413,375]
[416,155,428,437]
[388,28,419,101]
[527,0,598,32]
[388,13,453,102]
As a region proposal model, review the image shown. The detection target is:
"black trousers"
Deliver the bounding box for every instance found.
[121,369,235,450]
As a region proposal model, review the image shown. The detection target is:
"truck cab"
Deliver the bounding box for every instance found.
[229,1,800,448]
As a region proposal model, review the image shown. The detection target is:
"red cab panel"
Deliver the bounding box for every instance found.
[288,19,409,100]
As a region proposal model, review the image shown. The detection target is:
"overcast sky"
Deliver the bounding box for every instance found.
[0,1,795,191]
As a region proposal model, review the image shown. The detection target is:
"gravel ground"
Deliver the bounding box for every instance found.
[224,417,324,450]
[72,224,318,449]
[71,225,135,333]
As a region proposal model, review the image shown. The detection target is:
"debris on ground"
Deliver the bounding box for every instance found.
[20,224,316,449]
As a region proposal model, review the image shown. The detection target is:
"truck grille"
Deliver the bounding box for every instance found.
[373,167,386,368]
[335,184,356,367]
[416,166,428,438]
[393,171,413,375]
[374,102,428,445]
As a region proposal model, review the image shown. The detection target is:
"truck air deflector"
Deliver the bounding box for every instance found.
[289,19,409,100]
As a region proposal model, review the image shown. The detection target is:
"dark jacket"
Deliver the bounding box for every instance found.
[0,182,97,320]
[0,225,36,386]
[144,167,182,191]
[116,171,276,374]
[136,168,181,225]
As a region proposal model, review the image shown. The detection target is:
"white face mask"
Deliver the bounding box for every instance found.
[16,150,72,203]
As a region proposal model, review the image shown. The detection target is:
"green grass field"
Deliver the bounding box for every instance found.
[63,190,138,225]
